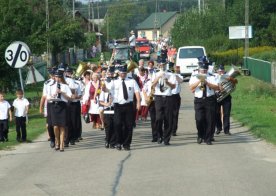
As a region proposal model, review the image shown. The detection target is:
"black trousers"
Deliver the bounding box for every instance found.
[172,93,181,134]
[114,102,134,147]
[104,113,116,146]
[194,96,217,142]
[154,95,174,144]
[0,119,9,141]
[148,102,157,140]
[66,101,82,142]
[47,103,55,142]
[216,95,232,133]
[15,116,27,141]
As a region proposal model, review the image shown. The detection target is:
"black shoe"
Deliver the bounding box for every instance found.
[157,138,163,144]
[105,142,109,148]
[216,129,222,135]
[60,149,64,152]
[78,137,83,140]
[211,138,215,142]
[151,139,158,142]
[110,145,115,149]
[206,141,213,145]
[50,141,55,148]
[225,132,231,135]
[64,143,69,148]
[164,142,170,146]
[197,137,203,144]
[75,138,80,142]
[123,146,130,151]
[116,145,122,151]
[70,141,75,145]
[172,133,177,136]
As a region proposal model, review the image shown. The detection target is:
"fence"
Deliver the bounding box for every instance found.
[243,57,272,83]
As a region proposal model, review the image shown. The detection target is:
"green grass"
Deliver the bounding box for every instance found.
[231,75,276,144]
[0,107,46,150]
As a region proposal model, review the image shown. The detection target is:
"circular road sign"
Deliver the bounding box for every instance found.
[5,41,31,68]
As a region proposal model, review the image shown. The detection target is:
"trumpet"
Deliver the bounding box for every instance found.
[195,74,207,91]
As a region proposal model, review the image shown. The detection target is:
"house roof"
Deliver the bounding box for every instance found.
[136,11,178,30]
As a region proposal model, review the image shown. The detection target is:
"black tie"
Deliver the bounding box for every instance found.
[122,79,128,100]
[203,83,207,98]
[57,83,61,99]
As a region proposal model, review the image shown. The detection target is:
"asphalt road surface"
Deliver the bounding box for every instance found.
[1,83,276,196]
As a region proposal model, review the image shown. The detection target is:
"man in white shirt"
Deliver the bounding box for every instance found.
[129,30,136,57]
[189,61,219,145]
[152,62,176,145]
[110,64,141,150]
[171,65,184,136]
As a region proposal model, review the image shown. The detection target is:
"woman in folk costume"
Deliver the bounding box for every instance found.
[136,67,149,121]
[83,72,102,129]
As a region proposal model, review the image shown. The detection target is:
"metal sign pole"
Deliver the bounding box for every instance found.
[18,68,25,94]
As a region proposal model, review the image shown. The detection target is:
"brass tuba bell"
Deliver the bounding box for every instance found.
[126,60,138,73]
[75,61,89,77]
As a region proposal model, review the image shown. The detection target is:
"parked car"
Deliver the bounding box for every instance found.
[176,46,207,76]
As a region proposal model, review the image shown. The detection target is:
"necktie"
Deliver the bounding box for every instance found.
[122,79,128,100]
[203,83,207,98]
[57,83,61,99]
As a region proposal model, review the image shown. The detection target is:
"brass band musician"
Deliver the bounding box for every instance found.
[215,65,237,135]
[189,59,219,145]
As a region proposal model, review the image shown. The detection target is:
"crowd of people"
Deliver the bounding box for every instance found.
[35,52,184,151]
[0,31,236,150]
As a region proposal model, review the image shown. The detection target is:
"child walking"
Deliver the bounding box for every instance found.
[12,89,29,142]
[0,91,12,142]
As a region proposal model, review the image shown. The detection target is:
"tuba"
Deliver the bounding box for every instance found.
[75,61,89,78]
[126,60,138,73]
[216,66,240,102]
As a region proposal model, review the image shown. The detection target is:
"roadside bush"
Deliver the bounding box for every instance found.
[210,46,275,65]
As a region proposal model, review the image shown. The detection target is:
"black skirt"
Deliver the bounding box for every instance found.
[49,101,68,127]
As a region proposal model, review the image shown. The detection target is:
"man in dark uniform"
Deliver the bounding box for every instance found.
[110,64,141,150]
[171,65,183,136]
[39,67,56,148]
[215,64,237,135]
[189,60,219,145]
[64,67,82,145]
[152,62,176,145]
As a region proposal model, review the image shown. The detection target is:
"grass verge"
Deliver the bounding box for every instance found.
[231,75,276,144]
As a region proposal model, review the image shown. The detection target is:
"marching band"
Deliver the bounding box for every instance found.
[39,53,238,151]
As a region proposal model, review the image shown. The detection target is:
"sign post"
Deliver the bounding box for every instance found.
[5,41,31,94]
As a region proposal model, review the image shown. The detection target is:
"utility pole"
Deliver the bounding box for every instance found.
[198,0,201,13]
[46,0,50,67]
[244,0,249,57]
[72,0,75,19]
[88,0,91,32]
[92,1,95,32]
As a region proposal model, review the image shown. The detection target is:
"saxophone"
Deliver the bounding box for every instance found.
[145,85,155,106]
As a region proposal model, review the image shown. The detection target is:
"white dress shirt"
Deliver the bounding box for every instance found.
[189,73,218,98]
[46,83,72,102]
[110,77,139,104]
[154,71,176,96]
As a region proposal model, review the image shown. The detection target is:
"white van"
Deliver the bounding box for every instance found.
[176,46,207,76]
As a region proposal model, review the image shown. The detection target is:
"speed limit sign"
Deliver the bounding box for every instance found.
[5,41,31,68]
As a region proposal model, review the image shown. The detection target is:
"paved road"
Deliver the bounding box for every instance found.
[1,83,276,196]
